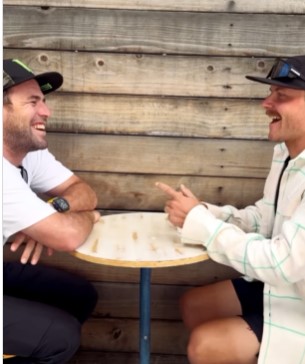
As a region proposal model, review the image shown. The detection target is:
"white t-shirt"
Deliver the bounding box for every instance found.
[3,149,73,244]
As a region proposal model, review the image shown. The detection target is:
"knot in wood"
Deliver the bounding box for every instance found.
[39,54,49,65]
[111,327,122,340]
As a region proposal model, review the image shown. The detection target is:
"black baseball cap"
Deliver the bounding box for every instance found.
[3,58,63,94]
[246,55,305,91]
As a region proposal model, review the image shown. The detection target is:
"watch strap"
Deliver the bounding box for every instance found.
[48,196,70,212]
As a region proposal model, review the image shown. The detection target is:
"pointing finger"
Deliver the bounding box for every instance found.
[155,182,180,198]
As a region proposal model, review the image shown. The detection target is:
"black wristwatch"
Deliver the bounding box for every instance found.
[48,197,70,213]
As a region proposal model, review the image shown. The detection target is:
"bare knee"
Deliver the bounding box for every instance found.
[187,328,205,364]
[187,319,259,364]
[187,326,226,364]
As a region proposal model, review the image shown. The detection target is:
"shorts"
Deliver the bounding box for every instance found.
[232,277,264,342]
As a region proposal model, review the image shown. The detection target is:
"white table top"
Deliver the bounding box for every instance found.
[73,212,208,268]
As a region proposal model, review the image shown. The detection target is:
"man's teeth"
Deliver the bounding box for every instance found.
[34,125,46,130]
[272,116,281,122]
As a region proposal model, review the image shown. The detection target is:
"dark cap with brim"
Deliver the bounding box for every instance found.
[3,58,63,95]
[246,55,305,91]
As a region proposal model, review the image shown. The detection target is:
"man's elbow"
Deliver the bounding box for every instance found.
[92,192,98,209]
[86,189,98,210]
[52,228,91,252]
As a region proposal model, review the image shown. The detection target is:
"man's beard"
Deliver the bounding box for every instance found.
[4,115,48,154]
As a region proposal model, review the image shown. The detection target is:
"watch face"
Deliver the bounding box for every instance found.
[52,197,70,212]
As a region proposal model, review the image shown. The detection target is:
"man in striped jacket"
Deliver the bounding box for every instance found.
[157,55,305,364]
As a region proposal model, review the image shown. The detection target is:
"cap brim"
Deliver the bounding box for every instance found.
[246,75,305,91]
[35,72,63,94]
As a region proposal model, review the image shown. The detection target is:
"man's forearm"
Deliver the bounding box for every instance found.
[23,209,101,251]
[47,175,98,212]
[61,181,98,212]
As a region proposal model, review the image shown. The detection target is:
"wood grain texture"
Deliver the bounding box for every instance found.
[45,93,268,140]
[92,281,189,320]
[3,0,305,13]
[4,7,305,57]
[3,247,240,286]
[46,133,273,178]
[76,172,266,210]
[73,212,208,268]
[80,317,188,354]
[3,49,276,98]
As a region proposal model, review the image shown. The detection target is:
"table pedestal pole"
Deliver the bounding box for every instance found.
[139,268,151,364]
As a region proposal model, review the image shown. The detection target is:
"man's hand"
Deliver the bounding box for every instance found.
[10,232,54,265]
[156,182,200,228]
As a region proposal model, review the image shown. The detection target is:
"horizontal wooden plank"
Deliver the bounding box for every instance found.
[81,317,188,354]
[77,172,265,210]
[4,7,305,57]
[4,0,305,13]
[68,351,188,364]
[46,133,273,178]
[93,281,188,320]
[4,247,240,285]
[3,49,279,98]
[46,93,269,140]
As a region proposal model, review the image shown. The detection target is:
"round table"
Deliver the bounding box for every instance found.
[73,212,209,364]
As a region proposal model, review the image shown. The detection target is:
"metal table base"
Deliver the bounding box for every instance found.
[139,268,151,364]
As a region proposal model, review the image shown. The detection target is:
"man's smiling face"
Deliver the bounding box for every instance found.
[3,79,51,160]
[261,86,305,157]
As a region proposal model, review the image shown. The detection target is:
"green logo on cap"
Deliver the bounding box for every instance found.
[12,59,33,73]
[41,83,53,92]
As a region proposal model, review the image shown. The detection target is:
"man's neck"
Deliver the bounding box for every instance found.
[285,140,305,159]
[3,146,26,166]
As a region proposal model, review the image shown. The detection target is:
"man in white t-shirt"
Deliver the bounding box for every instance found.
[3,58,101,363]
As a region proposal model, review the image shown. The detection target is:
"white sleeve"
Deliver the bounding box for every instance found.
[23,149,73,193]
[205,201,263,234]
[3,159,56,244]
[181,203,305,286]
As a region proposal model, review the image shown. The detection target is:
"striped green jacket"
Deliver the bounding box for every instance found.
[182,143,305,364]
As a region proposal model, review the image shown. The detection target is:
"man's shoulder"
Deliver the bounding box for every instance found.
[3,158,24,188]
[23,149,54,163]
[22,149,58,172]
[3,157,17,173]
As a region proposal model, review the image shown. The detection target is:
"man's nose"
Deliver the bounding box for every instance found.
[261,94,273,109]
[38,102,51,117]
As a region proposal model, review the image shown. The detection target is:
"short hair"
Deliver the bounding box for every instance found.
[3,89,11,105]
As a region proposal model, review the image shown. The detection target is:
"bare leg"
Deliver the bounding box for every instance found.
[180,280,259,364]
[188,317,259,364]
[180,280,242,330]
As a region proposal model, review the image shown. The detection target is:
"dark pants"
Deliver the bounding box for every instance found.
[232,277,264,342]
[3,262,98,364]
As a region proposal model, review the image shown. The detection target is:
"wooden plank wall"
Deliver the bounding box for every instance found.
[3,1,305,362]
